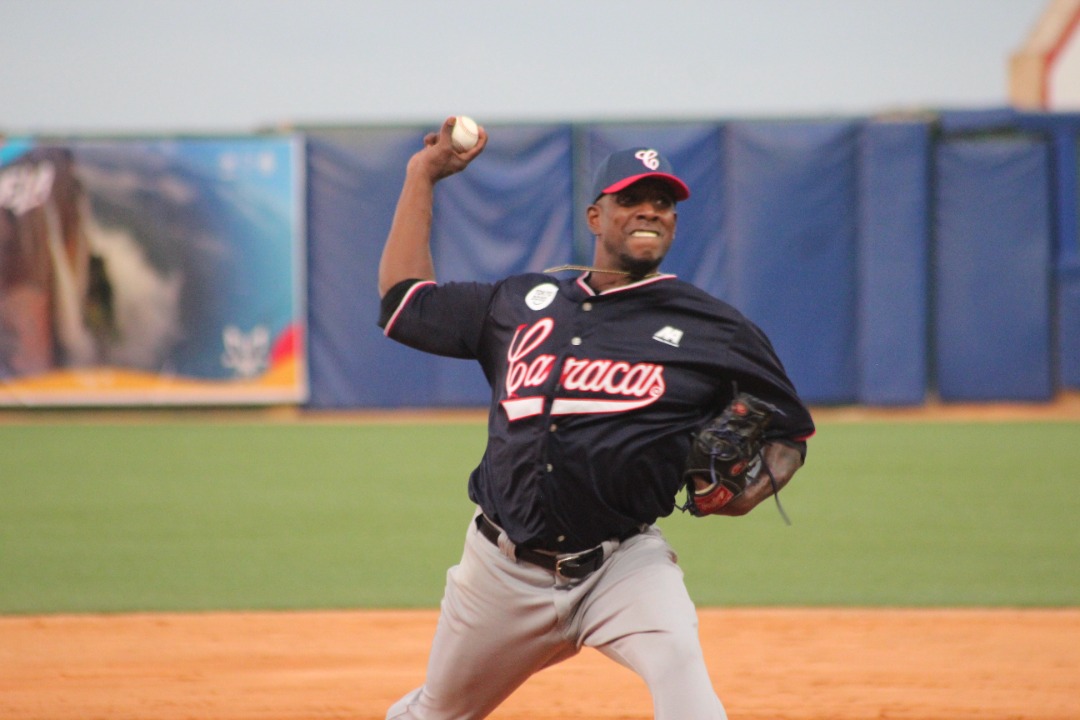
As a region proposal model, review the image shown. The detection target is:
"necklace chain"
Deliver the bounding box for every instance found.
[543,264,660,278]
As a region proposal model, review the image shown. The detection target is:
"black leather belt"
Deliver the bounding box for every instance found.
[475,514,638,580]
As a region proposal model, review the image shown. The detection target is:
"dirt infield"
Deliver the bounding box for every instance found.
[3,608,1079,720]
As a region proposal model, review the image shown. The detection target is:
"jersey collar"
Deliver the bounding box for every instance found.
[573,272,676,296]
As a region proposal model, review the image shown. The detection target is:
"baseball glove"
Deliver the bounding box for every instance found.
[680,392,779,516]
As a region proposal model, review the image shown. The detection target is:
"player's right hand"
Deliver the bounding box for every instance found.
[412,117,487,182]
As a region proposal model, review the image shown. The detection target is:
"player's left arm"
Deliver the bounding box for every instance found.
[711,320,812,516]
[710,440,804,516]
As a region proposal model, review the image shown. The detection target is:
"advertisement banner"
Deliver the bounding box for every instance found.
[0,136,306,406]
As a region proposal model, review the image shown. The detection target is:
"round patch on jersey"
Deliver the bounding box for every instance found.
[525,283,559,311]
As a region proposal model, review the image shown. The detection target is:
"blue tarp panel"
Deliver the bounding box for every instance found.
[939,110,1080,392]
[856,120,931,405]
[304,113,1077,410]
[933,136,1054,401]
[305,125,574,408]
[428,124,575,405]
[1061,261,1080,389]
[1052,132,1080,389]
[721,121,861,405]
[305,129,435,408]
[434,125,574,282]
[1043,122,1080,390]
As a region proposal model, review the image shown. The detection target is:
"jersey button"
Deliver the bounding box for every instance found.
[549,423,557,432]
[546,463,553,472]
[571,337,582,346]
[582,302,593,311]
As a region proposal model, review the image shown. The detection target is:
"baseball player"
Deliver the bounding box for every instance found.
[377,117,815,719]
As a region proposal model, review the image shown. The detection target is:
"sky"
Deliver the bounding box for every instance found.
[0,0,1053,135]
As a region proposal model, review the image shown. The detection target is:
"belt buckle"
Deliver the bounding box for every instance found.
[555,547,601,579]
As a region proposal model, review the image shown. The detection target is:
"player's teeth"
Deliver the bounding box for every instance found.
[631,230,659,237]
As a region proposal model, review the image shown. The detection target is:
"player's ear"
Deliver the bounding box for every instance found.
[585,203,601,234]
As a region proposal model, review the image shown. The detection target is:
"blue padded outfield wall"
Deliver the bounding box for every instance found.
[857,122,931,406]
[933,135,1053,401]
[303,109,1077,409]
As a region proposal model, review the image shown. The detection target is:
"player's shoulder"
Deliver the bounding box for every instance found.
[493,272,582,300]
[655,277,749,320]
[495,272,560,290]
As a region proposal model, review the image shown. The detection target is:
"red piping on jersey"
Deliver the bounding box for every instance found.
[383,280,436,336]
[574,273,676,296]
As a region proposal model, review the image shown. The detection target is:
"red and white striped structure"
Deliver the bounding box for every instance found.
[1011,0,1080,109]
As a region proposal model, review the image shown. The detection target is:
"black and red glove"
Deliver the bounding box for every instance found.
[680,393,778,516]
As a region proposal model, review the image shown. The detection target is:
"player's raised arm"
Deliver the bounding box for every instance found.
[377,116,487,297]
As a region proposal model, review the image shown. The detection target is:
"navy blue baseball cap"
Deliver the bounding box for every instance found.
[591,148,691,202]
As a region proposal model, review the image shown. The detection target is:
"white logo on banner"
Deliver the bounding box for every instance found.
[634,149,661,170]
[222,325,270,377]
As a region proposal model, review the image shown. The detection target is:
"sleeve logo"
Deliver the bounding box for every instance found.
[525,283,559,310]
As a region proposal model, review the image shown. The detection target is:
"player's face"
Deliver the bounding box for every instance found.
[587,178,678,277]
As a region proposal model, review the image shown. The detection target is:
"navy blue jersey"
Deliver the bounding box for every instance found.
[380,272,815,552]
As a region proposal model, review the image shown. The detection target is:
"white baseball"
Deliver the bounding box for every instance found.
[451,116,480,152]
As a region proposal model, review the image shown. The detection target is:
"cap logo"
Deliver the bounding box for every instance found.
[634,149,661,170]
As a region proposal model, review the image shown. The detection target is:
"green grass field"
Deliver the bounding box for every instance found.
[2,417,1078,614]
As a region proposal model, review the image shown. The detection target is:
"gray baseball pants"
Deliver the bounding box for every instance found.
[385,509,727,719]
